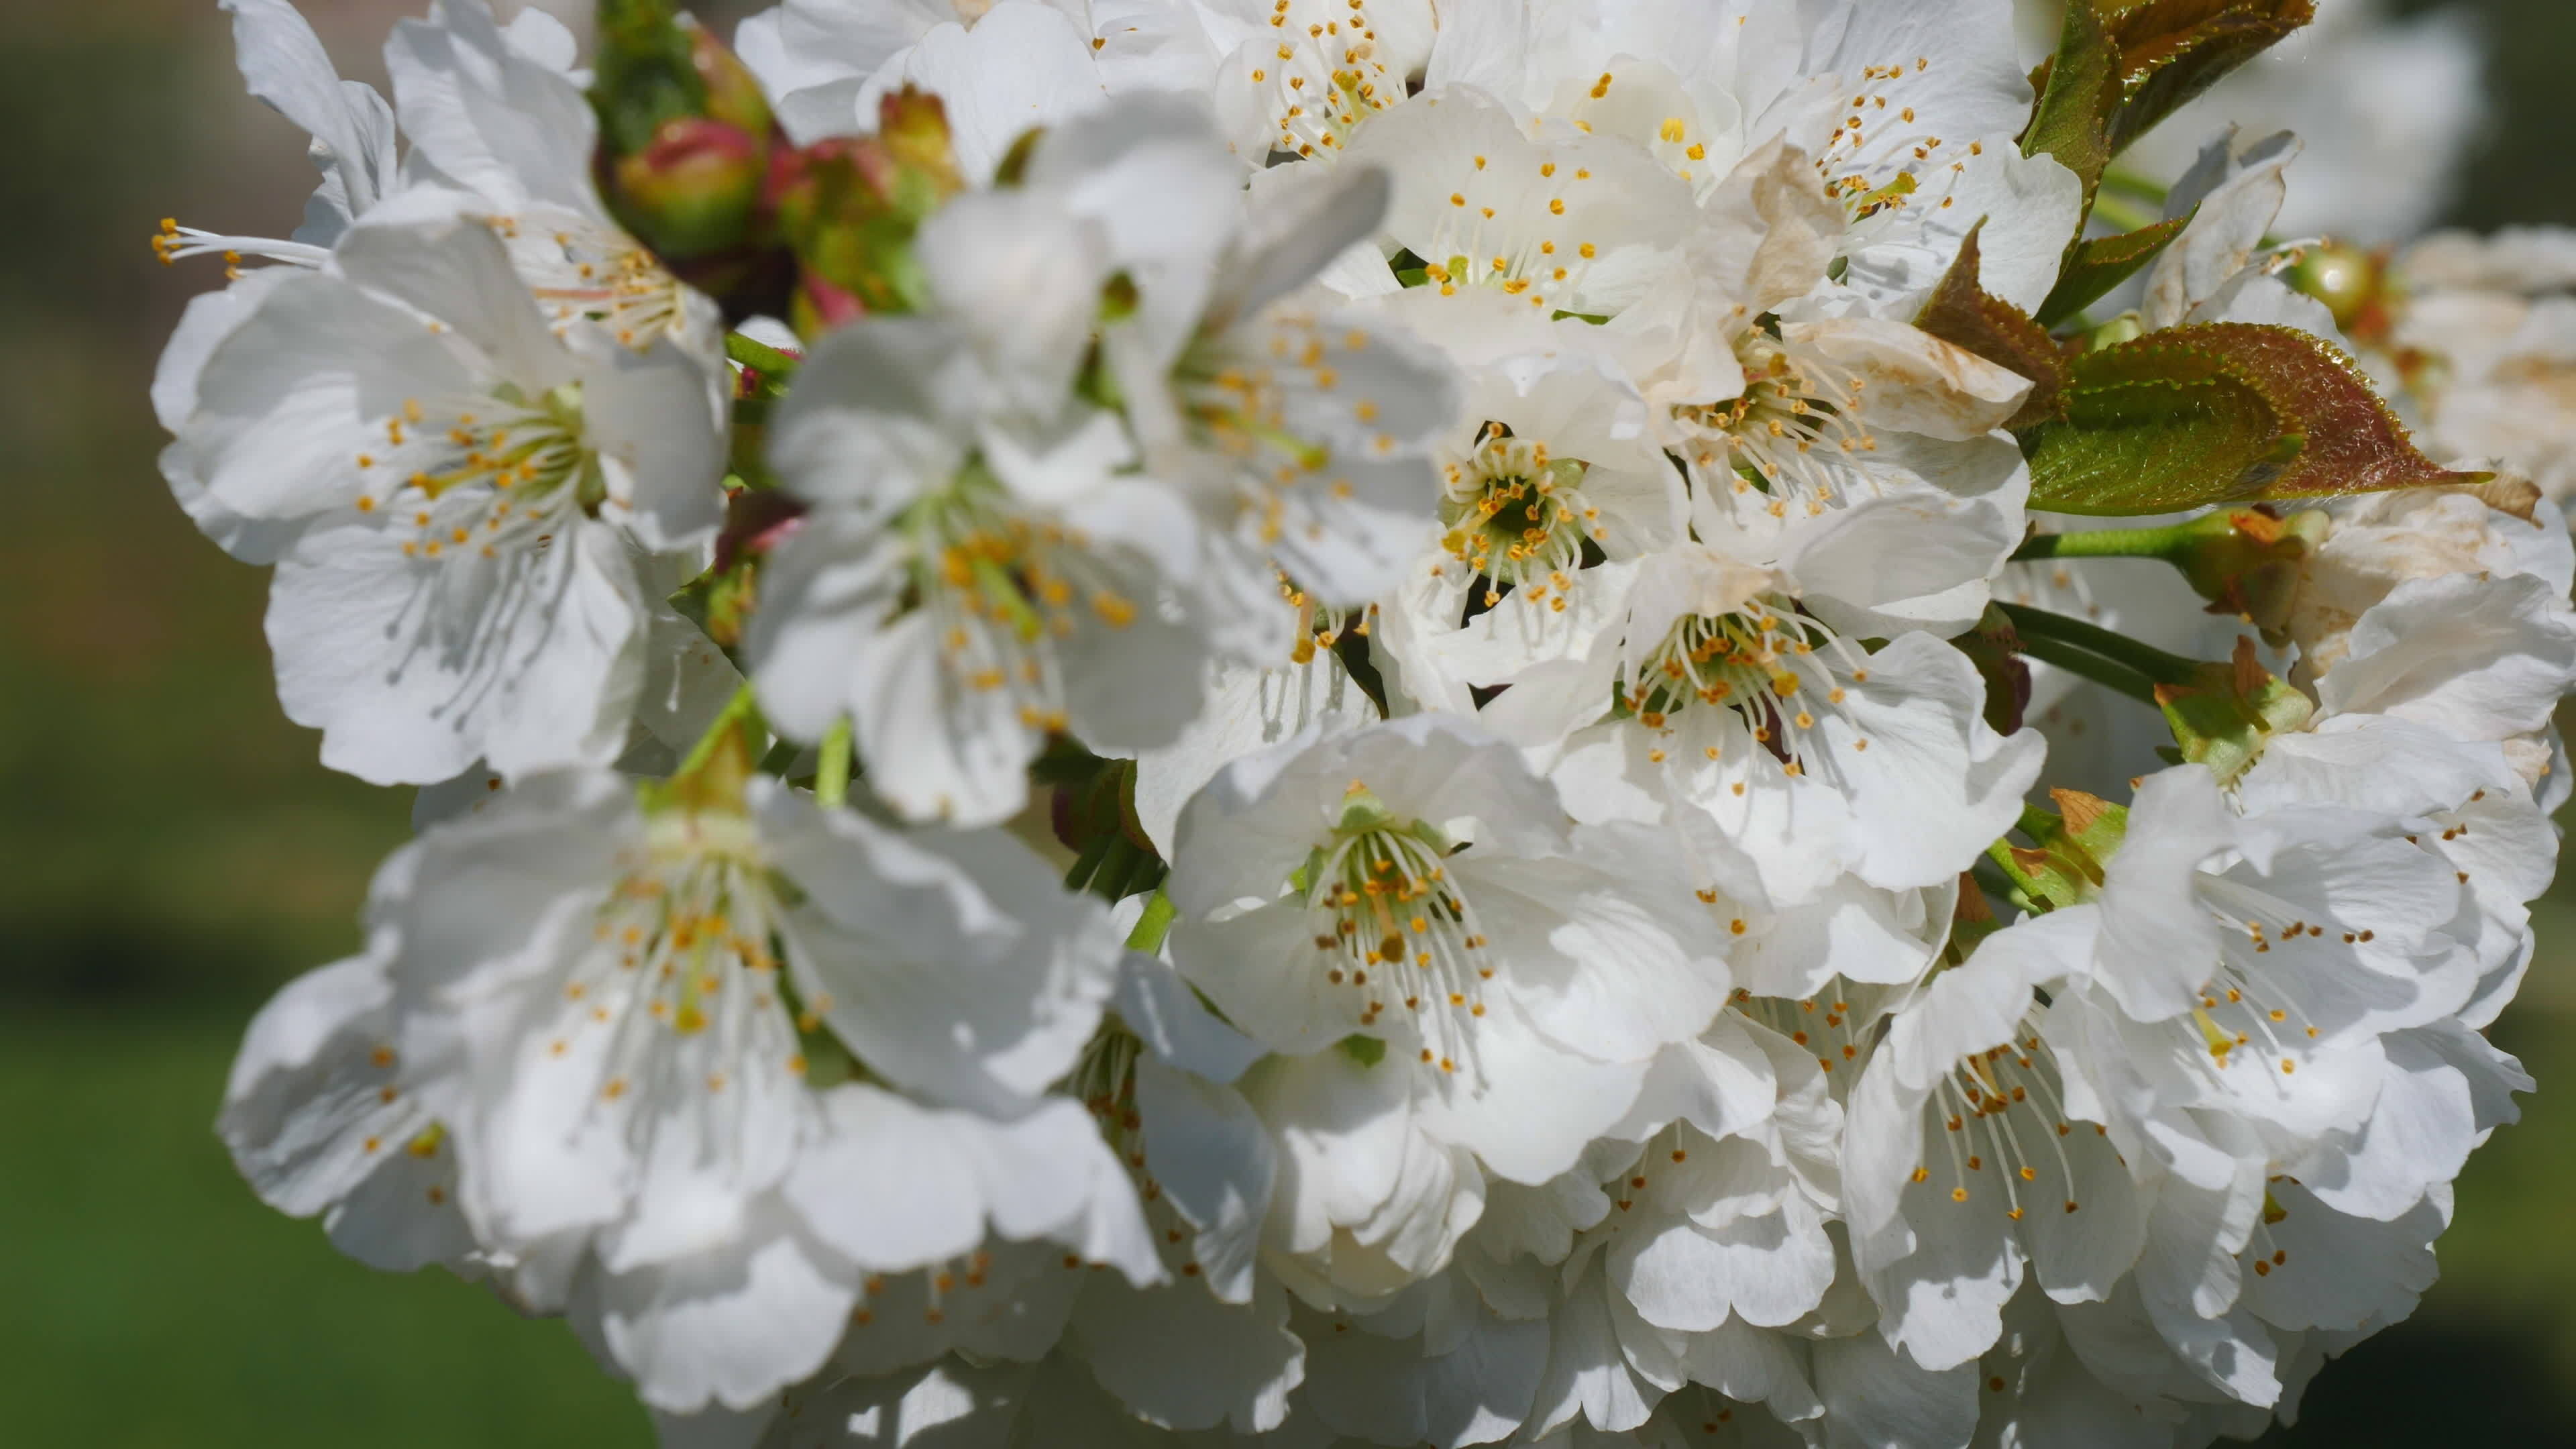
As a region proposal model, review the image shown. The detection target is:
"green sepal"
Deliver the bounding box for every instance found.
[641,686,765,816]
[2020,323,2490,515]
[1053,755,1169,904]
[1990,792,2130,913]
[990,127,1045,187]
[724,331,803,390]
[2155,636,2313,787]
[1951,604,2031,737]
[1943,871,2007,968]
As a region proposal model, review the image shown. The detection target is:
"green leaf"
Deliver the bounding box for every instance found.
[2021,322,2489,515]
[1912,223,2069,430]
[2033,209,2195,327]
[2024,3,2314,197]
[2023,2,2124,210]
[2099,0,2315,154]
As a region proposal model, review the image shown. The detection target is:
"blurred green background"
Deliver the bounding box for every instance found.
[4,1,2575,1444]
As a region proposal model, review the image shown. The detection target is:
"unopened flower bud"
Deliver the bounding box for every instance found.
[2285,241,2384,334]
[876,88,967,195]
[586,1,794,311]
[608,116,765,260]
[773,91,967,327]
[686,17,773,139]
[2084,312,2145,352]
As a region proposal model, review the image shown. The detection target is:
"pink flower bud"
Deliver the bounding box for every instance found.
[608,117,765,260]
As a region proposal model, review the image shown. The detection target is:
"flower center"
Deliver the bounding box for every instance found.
[1670,331,1878,519]
[1178,311,1396,543]
[558,810,804,1110]
[1247,0,1405,160]
[356,382,594,562]
[1440,425,1602,610]
[1413,164,1613,317]
[2177,876,2345,1083]
[1625,595,1866,772]
[1915,1022,2095,1220]
[1813,66,1960,217]
[1299,787,1491,1077]
[907,461,1140,737]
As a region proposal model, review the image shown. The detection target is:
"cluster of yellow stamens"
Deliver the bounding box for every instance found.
[1814,60,1963,217]
[905,462,1141,747]
[1439,423,1603,610]
[1181,311,1397,547]
[1250,0,1402,159]
[2247,1183,2296,1279]
[347,1048,455,1209]
[1673,331,1880,521]
[1422,154,1613,315]
[2184,884,2358,1081]
[1733,987,1868,1078]
[1302,784,1491,1079]
[482,212,695,352]
[549,810,804,1114]
[1625,594,1873,774]
[151,215,326,275]
[1642,111,1717,191]
[1071,1029,1214,1282]
[848,1253,1002,1330]
[1916,1030,2097,1220]
[357,384,594,572]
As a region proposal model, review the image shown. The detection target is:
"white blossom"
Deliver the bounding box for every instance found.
[172,217,725,784]
[172,1,2576,1442]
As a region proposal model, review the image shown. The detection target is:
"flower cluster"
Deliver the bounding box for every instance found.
[163,2,2576,1447]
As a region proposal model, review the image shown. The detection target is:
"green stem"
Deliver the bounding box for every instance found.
[1125,890,1177,954]
[1998,602,2203,689]
[2011,522,2208,564]
[2100,166,2173,205]
[2088,191,2161,235]
[2016,635,2162,706]
[814,717,853,808]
